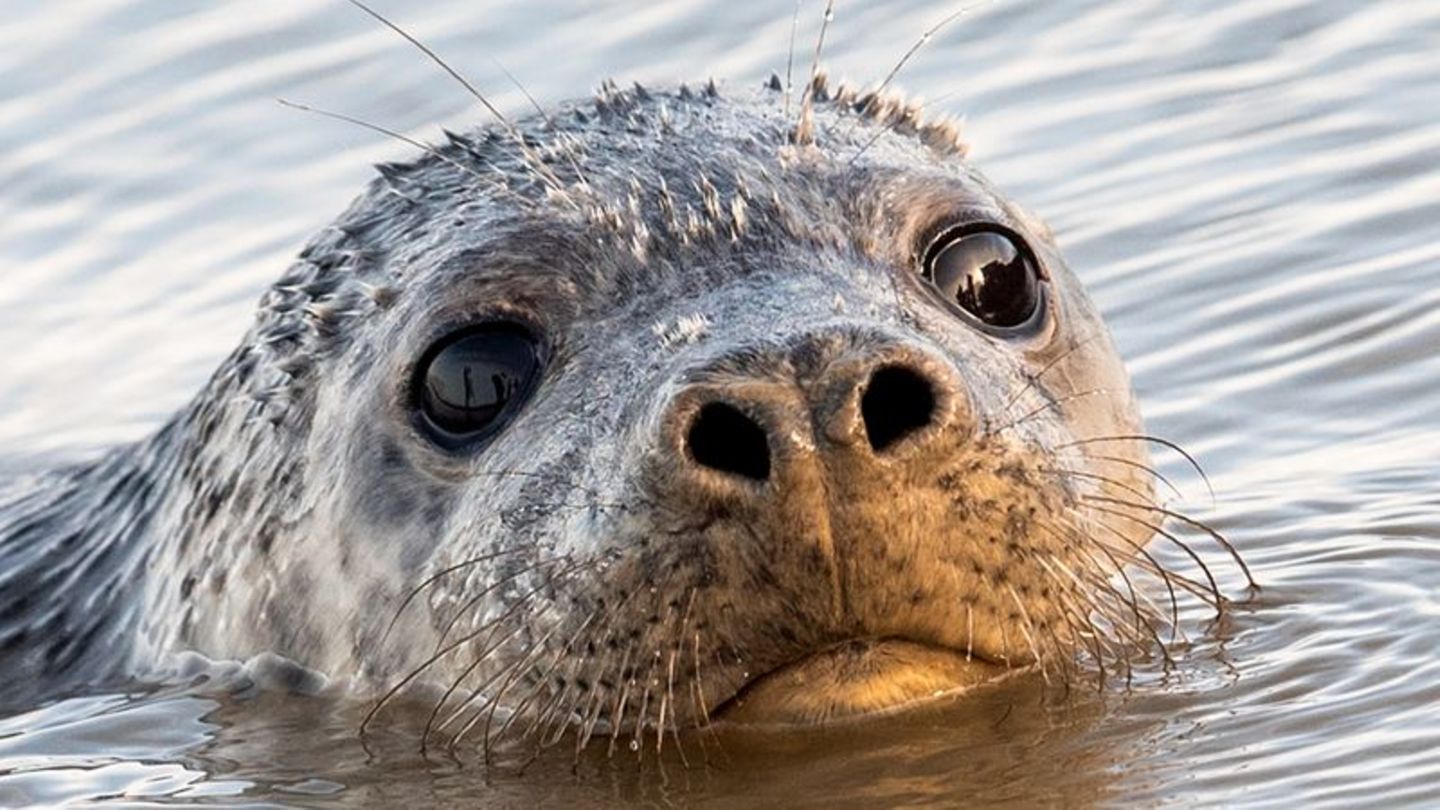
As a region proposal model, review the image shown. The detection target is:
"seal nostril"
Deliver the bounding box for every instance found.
[861,365,938,452]
[686,402,771,481]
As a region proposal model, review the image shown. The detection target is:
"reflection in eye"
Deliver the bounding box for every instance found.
[416,324,542,450]
[924,227,1042,330]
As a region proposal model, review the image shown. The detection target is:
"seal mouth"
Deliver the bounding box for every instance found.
[713,638,1010,726]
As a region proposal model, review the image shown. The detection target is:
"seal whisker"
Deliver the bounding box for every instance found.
[1040,619,1078,698]
[480,620,584,763]
[1005,583,1051,686]
[840,0,993,146]
[792,0,836,146]
[1035,515,1171,661]
[275,98,499,193]
[520,653,585,750]
[426,611,542,750]
[660,587,698,763]
[1032,559,1117,689]
[1037,522,1161,657]
[783,0,803,117]
[433,556,601,734]
[535,583,645,755]
[509,645,580,750]
[1090,537,1181,640]
[563,633,627,749]
[1037,466,1160,508]
[1086,495,1256,591]
[487,55,595,194]
[581,592,655,754]
[661,646,689,764]
[1078,553,1178,667]
[1083,503,1226,615]
[965,601,975,662]
[437,559,608,761]
[1071,598,1149,681]
[1041,555,1140,685]
[1093,529,1217,615]
[628,649,660,756]
[1059,510,1197,633]
[437,600,562,739]
[603,643,638,757]
[489,57,554,130]
[1061,434,1216,506]
[343,0,572,202]
[649,602,679,756]
[1085,454,1187,502]
[434,625,539,757]
[362,554,589,741]
[530,585,643,753]
[453,620,572,759]
[491,595,615,753]
[687,629,725,762]
[997,616,1013,667]
[995,388,1123,434]
[577,638,632,756]
[381,546,527,646]
[1000,331,1107,416]
[433,554,574,652]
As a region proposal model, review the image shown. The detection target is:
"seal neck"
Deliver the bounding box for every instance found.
[0,435,171,710]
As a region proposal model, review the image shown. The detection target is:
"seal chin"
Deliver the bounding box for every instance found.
[715,639,1010,726]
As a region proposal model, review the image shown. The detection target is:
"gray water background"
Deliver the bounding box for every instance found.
[0,0,1437,806]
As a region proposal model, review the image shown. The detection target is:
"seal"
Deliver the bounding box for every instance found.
[0,60,1233,747]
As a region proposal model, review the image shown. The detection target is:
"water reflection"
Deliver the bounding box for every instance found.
[181,675,1132,807]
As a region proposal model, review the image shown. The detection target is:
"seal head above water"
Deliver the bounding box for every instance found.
[0,74,1178,740]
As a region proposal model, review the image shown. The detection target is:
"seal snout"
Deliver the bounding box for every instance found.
[667,340,968,493]
[626,335,1063,726]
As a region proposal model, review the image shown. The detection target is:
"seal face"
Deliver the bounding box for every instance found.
[0,75,1162,741]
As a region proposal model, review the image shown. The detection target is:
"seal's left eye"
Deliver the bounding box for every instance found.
[922,226,1043,331]
[414,324,543,450]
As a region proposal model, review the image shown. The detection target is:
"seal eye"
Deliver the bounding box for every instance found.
[415,324,543,450]
[923,226,1043,330]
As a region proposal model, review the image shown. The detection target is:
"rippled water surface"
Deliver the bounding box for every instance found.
[1,0,1437,806]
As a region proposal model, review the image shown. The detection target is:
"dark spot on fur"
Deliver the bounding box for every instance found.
[0,629,28,652]
[0,594,30,624]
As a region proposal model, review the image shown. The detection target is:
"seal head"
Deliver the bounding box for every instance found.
[0,77,1156,737]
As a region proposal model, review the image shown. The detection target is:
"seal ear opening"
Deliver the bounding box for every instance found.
[686,402,771,481]
[860,365,936,453]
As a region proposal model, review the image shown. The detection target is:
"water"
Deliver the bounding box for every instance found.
[1,0,1437,806]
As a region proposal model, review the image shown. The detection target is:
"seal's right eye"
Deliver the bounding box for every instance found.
[414,323,543,450]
